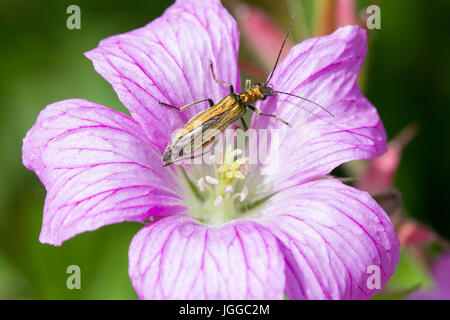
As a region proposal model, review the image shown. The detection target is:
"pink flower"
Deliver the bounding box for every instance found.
[335,0,356,28]
[358,123,419,194]
[234,4,293,70]
[409,253,450,300]
[398,222,435,247]
[22,0,399,299]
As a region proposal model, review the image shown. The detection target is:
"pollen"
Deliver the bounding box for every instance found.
[180,145,254,226]
[217,145,248,191]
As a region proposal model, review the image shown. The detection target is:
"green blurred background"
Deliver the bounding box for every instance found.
[0,0,448,299]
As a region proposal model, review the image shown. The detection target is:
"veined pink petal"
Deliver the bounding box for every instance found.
[128,215,285,299]
[85,0,241,153]
[252,25,386,188]
[258,179,399,299]
[22,99,184,246]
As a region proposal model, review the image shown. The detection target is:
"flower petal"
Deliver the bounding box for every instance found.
[22,99,184,246]
[258,179,399,299]
[128,215,285,299]
[409,253,450,300]
[85,0,240,153]
[253,26,386,187]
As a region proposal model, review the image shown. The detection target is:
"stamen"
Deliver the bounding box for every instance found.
[241,162,250,176]
[240,186,248,202]
[217,155,248,181]
[214,195,224,207]
[197,177,205,192]
[185,145,255,226]
[223,145,233,164]
[205,176,219,185]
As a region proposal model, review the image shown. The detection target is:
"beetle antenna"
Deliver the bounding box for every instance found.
[264,14,295,86]
[273,91,335,117]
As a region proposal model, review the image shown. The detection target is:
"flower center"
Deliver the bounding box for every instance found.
[177,145,271,226]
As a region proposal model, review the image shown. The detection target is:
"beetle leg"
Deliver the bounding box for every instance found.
[248,105,291,127]
[210,61,234,93]
[239,117,249,131]
[159,98,214,111]
[232,117,248,132]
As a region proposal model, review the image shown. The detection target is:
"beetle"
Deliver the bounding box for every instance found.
[159,16,332,166]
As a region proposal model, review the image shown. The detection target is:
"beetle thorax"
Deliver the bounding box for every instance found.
[240,86,265,105]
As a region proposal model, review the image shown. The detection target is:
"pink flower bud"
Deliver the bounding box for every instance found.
[358,123,419,193]
[398,222,436,247]
[234,4,293,70]
[336,0,356,28]
[358,144,401,193]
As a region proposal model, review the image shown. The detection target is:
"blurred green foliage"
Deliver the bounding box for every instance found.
[0,0,448,299]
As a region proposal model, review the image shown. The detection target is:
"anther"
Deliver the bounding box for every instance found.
[240,186,248,202]
[205,176,219,185]
[197,177,205,192]
[214,195,224,207]
[224,185,234,194]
